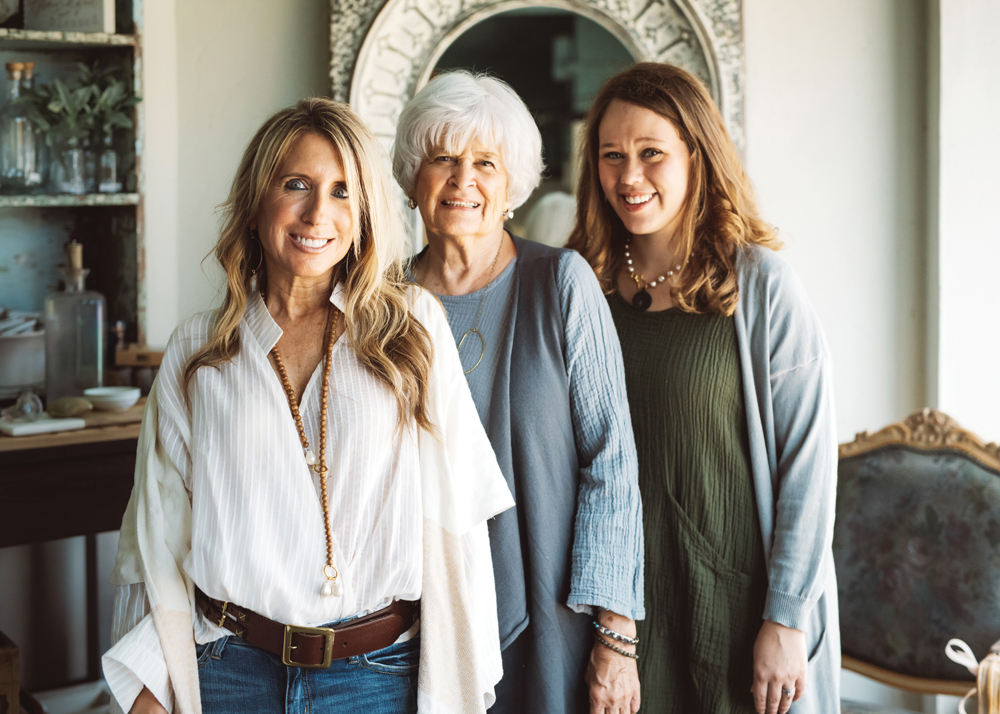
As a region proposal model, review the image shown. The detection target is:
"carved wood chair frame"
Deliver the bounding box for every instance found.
[838,407,1000,696]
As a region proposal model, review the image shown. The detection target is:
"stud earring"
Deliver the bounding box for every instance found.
[503,210,514,221]
[407,198,417,210]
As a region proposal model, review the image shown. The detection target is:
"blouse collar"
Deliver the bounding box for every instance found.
[245,283,346,353]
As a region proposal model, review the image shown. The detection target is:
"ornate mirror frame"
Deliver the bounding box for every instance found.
[330,0,745,153]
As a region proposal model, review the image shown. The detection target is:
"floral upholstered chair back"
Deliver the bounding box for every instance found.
[835,409,1000,695]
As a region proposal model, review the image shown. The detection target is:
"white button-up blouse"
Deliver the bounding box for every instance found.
[104,286,430,712]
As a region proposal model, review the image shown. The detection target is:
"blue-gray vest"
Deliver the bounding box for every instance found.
[484,236,590,714]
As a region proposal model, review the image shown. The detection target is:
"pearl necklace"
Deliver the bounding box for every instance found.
[266,293,343,598]
[624,240,685,311]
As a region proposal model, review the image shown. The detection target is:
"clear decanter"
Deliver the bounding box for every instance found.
[44,241,105,400]
[0,62,44,193]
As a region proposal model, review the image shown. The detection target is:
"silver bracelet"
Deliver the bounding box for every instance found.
[594,633,639,660]
[592,620,639,646]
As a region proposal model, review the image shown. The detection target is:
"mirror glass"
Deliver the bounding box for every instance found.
[434,8,634,244]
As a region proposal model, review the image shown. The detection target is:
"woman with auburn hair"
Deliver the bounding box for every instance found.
[568,63,840,714]
[102,98,513,714]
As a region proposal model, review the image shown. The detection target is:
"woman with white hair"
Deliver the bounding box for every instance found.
[393,71,645,714]
[102,98,513,714]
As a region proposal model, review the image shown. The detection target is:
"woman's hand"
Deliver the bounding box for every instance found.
[130,686,168,714]
[586,610,641,714]
[752,620,807,714]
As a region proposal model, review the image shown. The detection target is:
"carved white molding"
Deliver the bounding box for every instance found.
[330,0,745,153]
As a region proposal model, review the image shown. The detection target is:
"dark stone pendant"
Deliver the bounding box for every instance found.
[632,289,652,311]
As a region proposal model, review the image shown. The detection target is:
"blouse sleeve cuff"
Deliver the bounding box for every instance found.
[103,613,175,714]
[763,587,811,632]
[567,591,645,622]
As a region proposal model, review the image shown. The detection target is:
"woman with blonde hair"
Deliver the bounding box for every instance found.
[102,98,513,714]
[568,63,840,714]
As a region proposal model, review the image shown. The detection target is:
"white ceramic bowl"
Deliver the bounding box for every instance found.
[83,386,141,412]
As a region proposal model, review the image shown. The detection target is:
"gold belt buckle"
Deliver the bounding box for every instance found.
[282,624,335,669]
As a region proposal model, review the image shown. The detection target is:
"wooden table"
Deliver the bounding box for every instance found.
[0,401,143,682]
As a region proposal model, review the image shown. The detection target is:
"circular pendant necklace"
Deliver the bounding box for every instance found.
[456,234,505,376]
[624,240,685,312]
[266,294,343,598]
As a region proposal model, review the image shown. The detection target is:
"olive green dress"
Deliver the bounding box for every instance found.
[607,292,769,714]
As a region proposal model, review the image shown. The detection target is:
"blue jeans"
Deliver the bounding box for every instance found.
[195,630,419,713]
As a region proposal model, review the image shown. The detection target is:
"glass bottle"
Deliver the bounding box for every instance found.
[98,131,120,193]
[20,63,34,91]
[44,241,105,400]
[20,61,48,191]
[0,61,45,193]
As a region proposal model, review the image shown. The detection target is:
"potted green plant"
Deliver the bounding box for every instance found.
[17,62,139,194]
[23,71,96,194]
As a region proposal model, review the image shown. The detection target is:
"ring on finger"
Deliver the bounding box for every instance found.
[781,688,795,697]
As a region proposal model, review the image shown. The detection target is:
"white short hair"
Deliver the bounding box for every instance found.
[392,71,544,210]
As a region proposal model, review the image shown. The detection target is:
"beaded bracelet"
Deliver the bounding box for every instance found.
[594,633,639,660]
[592,620,639,646]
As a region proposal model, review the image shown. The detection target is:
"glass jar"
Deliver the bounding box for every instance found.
[52,136,88,194]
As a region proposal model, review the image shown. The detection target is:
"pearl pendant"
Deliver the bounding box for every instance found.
[320,579,343,598]
[305,449,317,465]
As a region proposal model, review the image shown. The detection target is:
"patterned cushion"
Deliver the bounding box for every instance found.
[835,446,1000,681]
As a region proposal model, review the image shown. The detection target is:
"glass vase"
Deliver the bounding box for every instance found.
[52,140,87,195]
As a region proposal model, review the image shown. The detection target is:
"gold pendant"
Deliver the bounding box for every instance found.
[457,328,486,375]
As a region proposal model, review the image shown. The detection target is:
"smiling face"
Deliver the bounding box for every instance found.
[413,138,509,243]
[253,131,356,283]
[598,99,692,247]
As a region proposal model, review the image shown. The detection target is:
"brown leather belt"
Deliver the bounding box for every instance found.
[196,589,419,669]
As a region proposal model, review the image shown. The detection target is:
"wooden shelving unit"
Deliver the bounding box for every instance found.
[0,3,145,344]
[0,28,136,48]
[0,192,139,207]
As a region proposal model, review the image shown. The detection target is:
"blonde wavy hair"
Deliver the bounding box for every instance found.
[567,63,780,316]
[184,98,433,430]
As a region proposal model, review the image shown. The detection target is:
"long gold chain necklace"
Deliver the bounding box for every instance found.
[455,234,504,376]
[265,293,343,598]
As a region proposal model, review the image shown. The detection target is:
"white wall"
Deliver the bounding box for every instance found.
[744,0,929,444]
[744,1,937,709]
[936,0,1000,439]
[143,0,331,343]
[143,0,180,346]
[171,0,331,324]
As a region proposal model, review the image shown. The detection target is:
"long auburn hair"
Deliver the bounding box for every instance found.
[566,63,780,316]
[183,98,433,430]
